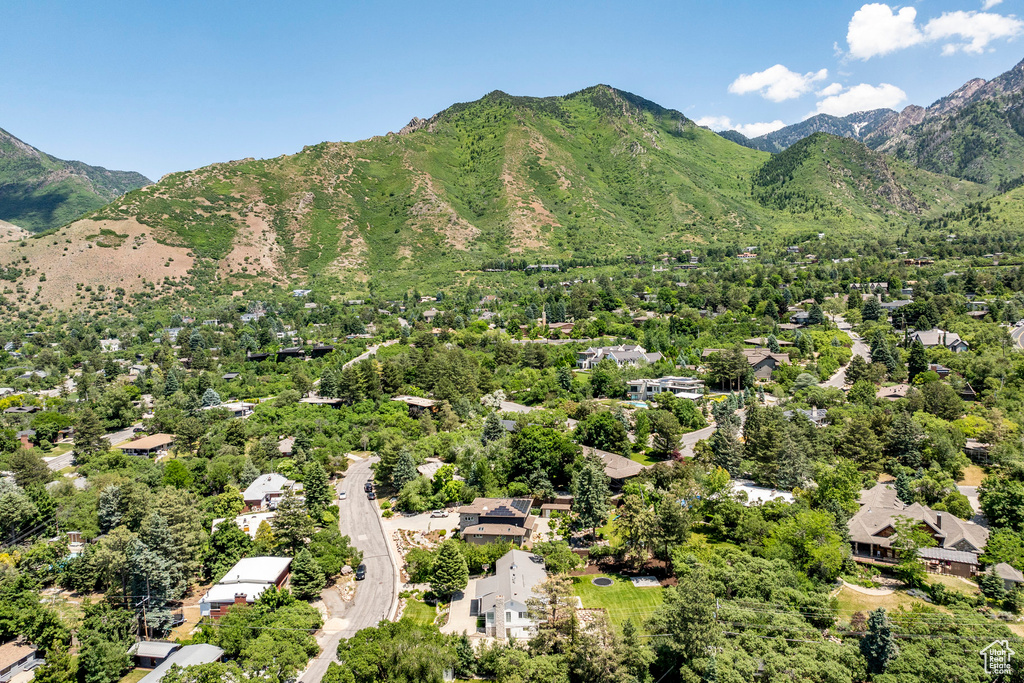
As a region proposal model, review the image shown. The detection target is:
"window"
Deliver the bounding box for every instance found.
[506,612,512,622]
[519,612,527,619]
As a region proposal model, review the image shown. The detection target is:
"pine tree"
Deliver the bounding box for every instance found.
[556,366,573,392]
[894,472,915,504]
[907,339,928,381]
[808,303,825,326]
[710,421,743,476]
[201,387,221,407]
[290,548,326,600]
[860,608,898,675]
[164,370,179,397]
[319,366,338,398]
[571,457,611,537]
[482,412,505,444]
[253,520,278,554]
[74,407,107,462]
[32,642,75,683]
[272,492,313,554]
[776,428,808,489]
[240,458,260,487]
[98,485,122,532]
[617,618,654,683]
[431,539,469,598]
[392,449,419,490]
[766,334,781,353]
[303,461,331,516]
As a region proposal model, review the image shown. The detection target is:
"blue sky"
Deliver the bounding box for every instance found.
[1,0,1022,180]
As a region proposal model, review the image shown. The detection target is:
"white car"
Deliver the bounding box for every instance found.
[430,509,448,518]
[338,491,347,501]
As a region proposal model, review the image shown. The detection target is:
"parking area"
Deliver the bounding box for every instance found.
[383,509,461,536]
[441,578,481,636]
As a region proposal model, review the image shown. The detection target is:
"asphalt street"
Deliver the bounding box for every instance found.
[299,456,398,682]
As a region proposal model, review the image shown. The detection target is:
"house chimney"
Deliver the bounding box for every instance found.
[935,512,942,529]
[234,593,248,606]
[493,595,506,639]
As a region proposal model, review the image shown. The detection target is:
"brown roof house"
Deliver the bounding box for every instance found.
[848,484,989,578]
[702,348,790,380]
[458,498,536,547]
[117,434,175,457]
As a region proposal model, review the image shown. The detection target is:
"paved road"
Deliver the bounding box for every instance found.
[820,317,871,389]
[1012,325,1024,350]
[104,424,141,446]
[299,457,398,682]
[679,409,747,458]
[343,339,399,369]
[44,451,74,471]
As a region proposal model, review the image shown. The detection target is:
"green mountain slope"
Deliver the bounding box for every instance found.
[753,133,982,221]
[0,127,151,232]
[75,86,982,293]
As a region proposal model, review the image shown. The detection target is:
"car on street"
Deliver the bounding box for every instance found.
[430,509,448,518]
[355,563,366,580]
[338,491,347,500]
[364,482,373,492]
[367,490,376,500]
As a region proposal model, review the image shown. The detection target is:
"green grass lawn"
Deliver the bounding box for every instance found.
[118,670,149,683]
[401,597,437,627]
[927,573,980,595]
[572,573,664,633]
[629,450,665,467]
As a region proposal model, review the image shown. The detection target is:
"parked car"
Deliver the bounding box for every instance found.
[367,491,376,500]
[430,509,448,518]
[364,482,373,492]
[338,491,347,500]
[355,564,366,581]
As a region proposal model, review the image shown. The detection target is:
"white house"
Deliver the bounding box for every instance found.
[576,344,663,370]
[626,376,704,401]
[242,474,299,510]
[472,549,547,638]
[199,557,292,618]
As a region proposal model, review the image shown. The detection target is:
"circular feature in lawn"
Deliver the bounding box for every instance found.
[591,577,614,587]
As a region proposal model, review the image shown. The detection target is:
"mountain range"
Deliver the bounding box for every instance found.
[2,84,985,310]
[722,57,1024,186]
[0,127,150,232]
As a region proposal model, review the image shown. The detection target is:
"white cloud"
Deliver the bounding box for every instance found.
[847,4,924,59]
[814,83,908,116]
[846,3,1024,59]
[694,116,786,138]
[728,64,828,102]
[924,11,1024,55]
[817,83,845,97]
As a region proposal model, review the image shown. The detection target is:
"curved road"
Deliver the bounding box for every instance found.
[820,317,870,389]
[299,456,398,682]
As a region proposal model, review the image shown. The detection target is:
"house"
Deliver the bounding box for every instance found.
[848,484,988,577]
[783,408,829,427]
[993,563,1024,592]
[581,446,646,487]
[242,473,299,510]
[292,289,312,297]
[789,311,810,325]
[735,252,757,260]
[876,384,912,401]
[3,406,38,415]
[0,640,42,682]
[910,328,969,353]
[472,549,547,638]
[309,344,334,358]
[576,344,663,370]
[422,308,441,323]
[964,439,992,463]
[743,337,794,348]
[626,376,705,401]
[880,300,913,313]
[204,401,255,418]
[392,395,437,416]
[199,557,292,618]
[211,511,276,539]
[927,363,951,378]
[117,434,175,457]
[138,644,224,683]
[99,338,121,352]
[276,347,305,362]
[732,479,795,505]
[701,348,790,380]
[458,498,536,547]
[16,430,35,449]
[129,641,180,669]
[163,327,183,342]
[221,372,240,381]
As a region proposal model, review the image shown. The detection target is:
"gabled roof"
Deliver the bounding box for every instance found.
[581,446,646,480]
[848,484,988,552]
[474,549,547,613]
[242,473,295,502]
[458,497,531,518]
[911,328,966,348]
[139,644,224,683]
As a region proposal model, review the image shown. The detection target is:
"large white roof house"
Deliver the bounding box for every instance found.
[199,556,292,618]
[472,549,548,638]
[242,473,299,510]
[576,344,663,370]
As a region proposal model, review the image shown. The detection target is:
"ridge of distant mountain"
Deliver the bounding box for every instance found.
[0,127,151,232]
[2,85,982,309]
[721,56,1024,185]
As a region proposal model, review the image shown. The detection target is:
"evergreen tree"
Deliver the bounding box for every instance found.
[766,334,780,353]
[188,329,205,352]
[571,457,611,537]
[392,449,419,490]
[482,411,505,444]
[617,618,654,683]
[252,520,278,554]
[208,522,253,582]
[860,608,898,675]
[128,539,175,632]
[808,303,825,326]
[894,472,915,504]
[73,408,107,462]
[776,428,808,489]
[907,339,928,382]
[710,421,743,476]
[862,298,883,322]
[319,366,338,398]
[239,458,260,488]
[272,492,313,554]
[164,370,179,397]
[290,548,326,600]
[556,366,573,392]
[201,387,221,407]
[430,539,469,598]
[98,485,122,533]
[885,412,923,468]
[33,643,75,683]
[303,461,331,516]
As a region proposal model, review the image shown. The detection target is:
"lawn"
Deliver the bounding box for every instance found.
[572,574,664,633]
[959,464,986,487]
[629,450,665,467]
[834,586,943,624]
[118,670,149,683]
[927,573,980,595]
[402,597,437,627]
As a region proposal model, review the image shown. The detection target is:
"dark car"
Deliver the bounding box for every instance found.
[355,563,366,580]
[367,490,376,500]
[364,482,373,492]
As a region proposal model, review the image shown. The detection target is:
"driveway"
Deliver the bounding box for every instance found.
[343,339,398,369]
[679,410,746,458]
[299,456,399,682]
[820,316,870,389]
[441,578,481,636]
